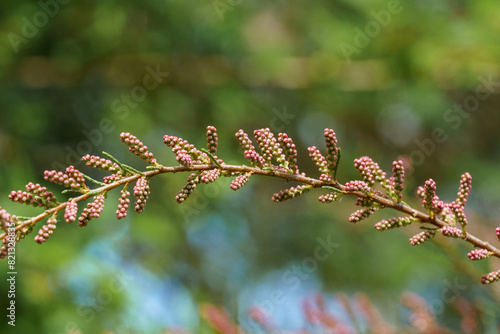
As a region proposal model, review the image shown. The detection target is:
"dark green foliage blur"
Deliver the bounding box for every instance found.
[1,0,500,332]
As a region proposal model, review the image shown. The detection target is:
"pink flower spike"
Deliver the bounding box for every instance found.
[243,150,265,168]
[482,269,500,284]
[278,132,299,174]
[235,129,255,151]
[206,126,218,154]
[78,194,105,227]
[254,128,284,166]
[318,193,340,203]
[64,201,78,223]
[409,230,436,245]
[230,172,253,190]
[120,132,157,165]
[133,178,150,213]
[324,128,340,179]
[467,249,491,261]
[344,180,372,195]
[200,169,221,184]
[44,166,87,191]
[308,146,331,182]
[374,217,413,231]
[34,216,57,244]
[391,160,405,202]
[417,179,444,215]
[349,207,378,223]
[440,225,463,238]
[272,185,310,202]
[82,154,122,174]
[353,156,386,187]
[176,173,200,203]
[457,172,472,205]
[116,189,130,220]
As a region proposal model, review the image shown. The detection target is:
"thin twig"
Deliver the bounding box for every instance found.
[1,163,499,261]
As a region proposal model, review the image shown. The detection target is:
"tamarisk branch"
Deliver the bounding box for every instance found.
[1,126,499,284]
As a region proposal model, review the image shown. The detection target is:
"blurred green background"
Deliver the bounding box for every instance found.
[1,0,500,332]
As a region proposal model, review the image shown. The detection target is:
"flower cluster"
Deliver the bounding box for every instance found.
[169,129,224,199]
[79,194,105,227]
[236,128,304,174]
[440,225,463,238]
[414,173,472,237]
[44,166,87,191]
[349,207,378,223]
[0,238,10,259]
[467,248,491,261]
[451,173,472,228]
[409,230,436,246]
[344,180,372,195]
[235,129,255,151]
[200,169,221,184]
[64,201,78,223]
[440,206,456,226]
[457,172,472,205]
[497,227,500,241]
[353,156,386,187]
[308,146,331,182]
[9,182,57,209]
[254,128,285,167]
[164,134,205,168]
[318,193,341,203]
[449,201,468,227]
[81,154,123,174]
[230,172,253,190]
[0,207,13,230]
[272,185,311,202]
[482,270,500,284]
[277,133,299,173]
[34,216,57,244]
[206,126,218,155]
[417,179,444,216]
[390,160,404,202]
[374,217,414,231]
[176,173,199,203]
[0,207,17,259]
[133,178,150,213]
[324,128,339,178]
[103,173,124,184]
[345,158,406,225]
[116,189,130,219]
[243,150,266,168]
[120,132,157,165]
